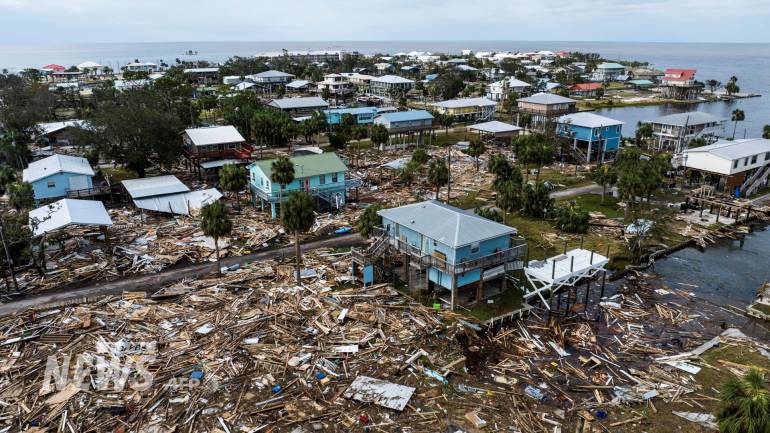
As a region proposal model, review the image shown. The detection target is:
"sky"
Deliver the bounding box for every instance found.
[1,0,770,44]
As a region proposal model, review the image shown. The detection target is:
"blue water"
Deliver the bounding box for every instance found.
[0,40,767,135]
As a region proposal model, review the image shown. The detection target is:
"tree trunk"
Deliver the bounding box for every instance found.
[435,187,439,200]
[733,121,738,139]
[215,236,221,276]
[294,231,302,283]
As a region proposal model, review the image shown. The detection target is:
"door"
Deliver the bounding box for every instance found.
[68,175,89,192]
[304,178,311,192]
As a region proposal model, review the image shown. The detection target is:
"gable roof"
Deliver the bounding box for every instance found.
[518,92,576,105]
[378,200,516,248]
[29,199,112,237]
[375,110,433,123]
[662,68,696,81]
[432,97,497,109]
[22,154,94,183]
[647,111,724,127]
[268,97,329,110]
[184,125,245,146]
[250,152,347,179]
[557,112,624,128]
[122,175,190,199]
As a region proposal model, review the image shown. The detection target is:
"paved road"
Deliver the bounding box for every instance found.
[549,183,603,199]
[0,233,364,317]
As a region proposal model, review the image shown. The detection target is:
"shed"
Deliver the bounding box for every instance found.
[22,154,95,200]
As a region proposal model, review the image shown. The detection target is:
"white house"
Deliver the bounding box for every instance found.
[370,75,414,97]
[487,77,532,101]
[124,62,158,73]
[677,139,770,196]
[645,111,726,153]
[431,97,498,122]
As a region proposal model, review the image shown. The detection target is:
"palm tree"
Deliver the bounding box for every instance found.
[219,164,248,210]
[428,159,449,201]
[441,114,455,135]
[200,202,233,276]
[370,124,390,150]
[270,156,295,218]
[588,164,618,204]
[466,137,486,171]
[356,203,383,239]
[716,368,770,433]
[281,191,316,283]
[731,109,746,139]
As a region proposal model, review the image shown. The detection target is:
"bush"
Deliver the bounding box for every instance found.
[555,201,590,233]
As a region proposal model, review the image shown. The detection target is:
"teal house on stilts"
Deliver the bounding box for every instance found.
[248,153,348,218]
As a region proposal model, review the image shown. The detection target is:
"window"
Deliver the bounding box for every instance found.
[734,160,739,169]
[744,158,749,166]
[47,181,56,188]
[319,174,325,185]
[766,152,770,161]
[470,242,480,253]
[751,155,758,164]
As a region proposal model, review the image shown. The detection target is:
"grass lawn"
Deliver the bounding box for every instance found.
[537,167,593,190]
[606,342,770,433]
[100,166,137,183]
[558,194,622,219]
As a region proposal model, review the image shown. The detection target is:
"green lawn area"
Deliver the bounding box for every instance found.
[100,166,137,183]
[558,194,622,219]
[537,168,593,190]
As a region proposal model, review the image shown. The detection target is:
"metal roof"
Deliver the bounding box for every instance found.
[372,75,414,84]
[491,77,531,88]
[268,97,329,110]
[324,107,379,116]
[378,200,516,248]
[29,199,112,237]
[286,79,311,88]
[432,97,497,109]
[183,68,219,73]
[133,188,222,215]
[518,92,576,105]
[77,61,102,69]
[469,120,523,134]
[596,62,626,70]
[375,110,433,123]
[184,126,245,146]
[35,120,86,137]
[683,138,770,161]
[250,152,347,179]
[122,175,189,199]
[557,112,624,128]
[250,70,294,79]
[646,111,724,127]
[22,154,94,183]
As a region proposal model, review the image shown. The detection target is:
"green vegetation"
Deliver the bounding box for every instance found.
[200,201,233,276]
[281,191,316,283]
[356,203,383,239]
[219,164,248,210]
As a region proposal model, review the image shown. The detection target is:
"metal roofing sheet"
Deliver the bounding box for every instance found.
[133,188,222,215]
[268,97,329,110]
[185,126,245,146]
[557,112,624,128]
[29,199,112,237]
[122,175,190,199]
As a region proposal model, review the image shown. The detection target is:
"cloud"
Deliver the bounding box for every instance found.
[0,0,769,43]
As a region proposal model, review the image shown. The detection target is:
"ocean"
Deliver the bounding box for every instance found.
[1,40,768,136]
